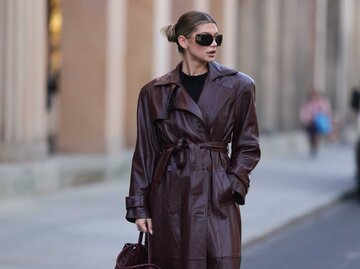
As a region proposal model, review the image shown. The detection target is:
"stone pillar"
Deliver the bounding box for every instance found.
[209,0,224,61]
[294,0,316,112]
[58,0,127,153]
[336,0,354,122]
[125,0,155,147]
[170,0,192,67]
[222,0,238,69]
[194,0,209,12]
[0,0,48,162]
[278,0,298,130]
[325,0,340,103]
[260,0,281,132]
[314,0,328,93]
[237,0,257,76]
[152,0,172,78]
[349,0,360,89]
[105,0,128,152]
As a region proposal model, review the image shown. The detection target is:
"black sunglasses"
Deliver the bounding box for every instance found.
[194,34,223,46]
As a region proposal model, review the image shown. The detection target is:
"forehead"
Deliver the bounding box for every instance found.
[194,23,218,34]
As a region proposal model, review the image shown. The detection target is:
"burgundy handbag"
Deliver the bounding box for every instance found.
[115,232,161,269]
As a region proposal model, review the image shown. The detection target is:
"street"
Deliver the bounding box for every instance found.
[0,144,356,269]
[242,195,360,269]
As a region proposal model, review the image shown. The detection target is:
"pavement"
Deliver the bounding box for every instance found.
[0,142,357,269]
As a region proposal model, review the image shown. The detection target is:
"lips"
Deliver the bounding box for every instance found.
[207,50,216,55]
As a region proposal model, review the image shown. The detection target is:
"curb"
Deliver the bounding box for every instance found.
[242,188,356,247]
[0,151,133,201]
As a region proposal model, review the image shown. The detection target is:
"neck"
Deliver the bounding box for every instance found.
[181,59,208,76]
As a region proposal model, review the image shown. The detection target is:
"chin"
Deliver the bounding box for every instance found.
[203,56,215,62]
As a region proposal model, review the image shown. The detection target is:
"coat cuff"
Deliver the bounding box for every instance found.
[125,195,150,223]
[227,173,247,205]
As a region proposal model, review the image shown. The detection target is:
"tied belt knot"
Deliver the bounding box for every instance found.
[168,138,189,168]
[153,138,228,184]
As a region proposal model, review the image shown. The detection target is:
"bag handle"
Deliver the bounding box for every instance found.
[137,232,158,268]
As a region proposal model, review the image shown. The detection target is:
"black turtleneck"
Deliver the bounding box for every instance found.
[179,69,208,103]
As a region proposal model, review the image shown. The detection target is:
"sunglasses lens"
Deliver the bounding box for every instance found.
[215,35,223,46]
[196,34,213,46]
[195,34,223,46]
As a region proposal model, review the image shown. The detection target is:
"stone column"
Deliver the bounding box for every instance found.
[105,0,128,153]
[222,0,238,69]
[194,0,210,12]
[294,0,316,112]
[125,0,155,147]
[336,0,354,122]
[170,0,192,67]
[152,0,172,78]
[325,0,340,103]
[349,0,360,89]
[260,0,281,132]
[314,0,328,93]
[58,0,128,153]
[237,0,257,76]
[278,0,298,131]
[0,0,48,162]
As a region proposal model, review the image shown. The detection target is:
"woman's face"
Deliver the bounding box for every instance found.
[181,22,220,65]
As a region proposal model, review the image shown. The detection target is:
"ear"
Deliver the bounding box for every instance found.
[178,35,187,50]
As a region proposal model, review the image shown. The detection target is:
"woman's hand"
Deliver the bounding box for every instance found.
[135,218,153,234]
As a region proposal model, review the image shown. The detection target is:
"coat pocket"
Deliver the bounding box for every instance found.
[216,170,235,205]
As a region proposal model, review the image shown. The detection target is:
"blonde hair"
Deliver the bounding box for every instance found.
[161,11,217,53]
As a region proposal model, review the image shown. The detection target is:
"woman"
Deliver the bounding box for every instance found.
[125,11,260,269]
[299,89,332,156]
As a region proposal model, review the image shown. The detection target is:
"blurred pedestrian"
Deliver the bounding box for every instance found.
[125,10,260,269]
[299,89,332,156]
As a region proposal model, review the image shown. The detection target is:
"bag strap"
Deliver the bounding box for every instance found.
[138,232,153,264]
[146,232,152,264]
[138,232,144,244]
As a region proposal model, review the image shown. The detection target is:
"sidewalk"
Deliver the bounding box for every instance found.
[0,143,356,269]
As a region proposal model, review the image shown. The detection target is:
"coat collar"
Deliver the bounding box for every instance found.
[154,61,237,87]
[154,61,238,128]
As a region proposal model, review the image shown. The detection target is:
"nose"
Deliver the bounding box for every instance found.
[211,38,218,46]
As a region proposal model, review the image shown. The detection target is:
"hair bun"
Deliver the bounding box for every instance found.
[161,24,177,43]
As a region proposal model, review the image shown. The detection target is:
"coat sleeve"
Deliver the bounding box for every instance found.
[125,86,160,222]
[227,81,261,205]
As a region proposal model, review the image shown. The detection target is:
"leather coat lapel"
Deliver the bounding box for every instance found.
[154,64,206,124]
[154,61,238,127]
[172,85,206,123]
[197,80,233,128]
[197,62,238,128]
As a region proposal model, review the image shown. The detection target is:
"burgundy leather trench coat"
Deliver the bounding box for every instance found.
[126,61,260,269]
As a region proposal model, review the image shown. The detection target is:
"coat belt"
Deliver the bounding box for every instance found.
[153,138,228,184]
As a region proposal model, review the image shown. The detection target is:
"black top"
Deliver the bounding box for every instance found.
[180,69,208,103]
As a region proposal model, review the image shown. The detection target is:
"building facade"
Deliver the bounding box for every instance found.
[1,0,360,163]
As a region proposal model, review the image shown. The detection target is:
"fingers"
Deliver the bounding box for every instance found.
[135,219,147,232]
[135,218,153,234]
[147,218,153,235]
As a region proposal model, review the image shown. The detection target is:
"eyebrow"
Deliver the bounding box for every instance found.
[197,32,219,35]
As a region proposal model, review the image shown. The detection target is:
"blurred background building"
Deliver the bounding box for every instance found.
[0,0,360,197]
